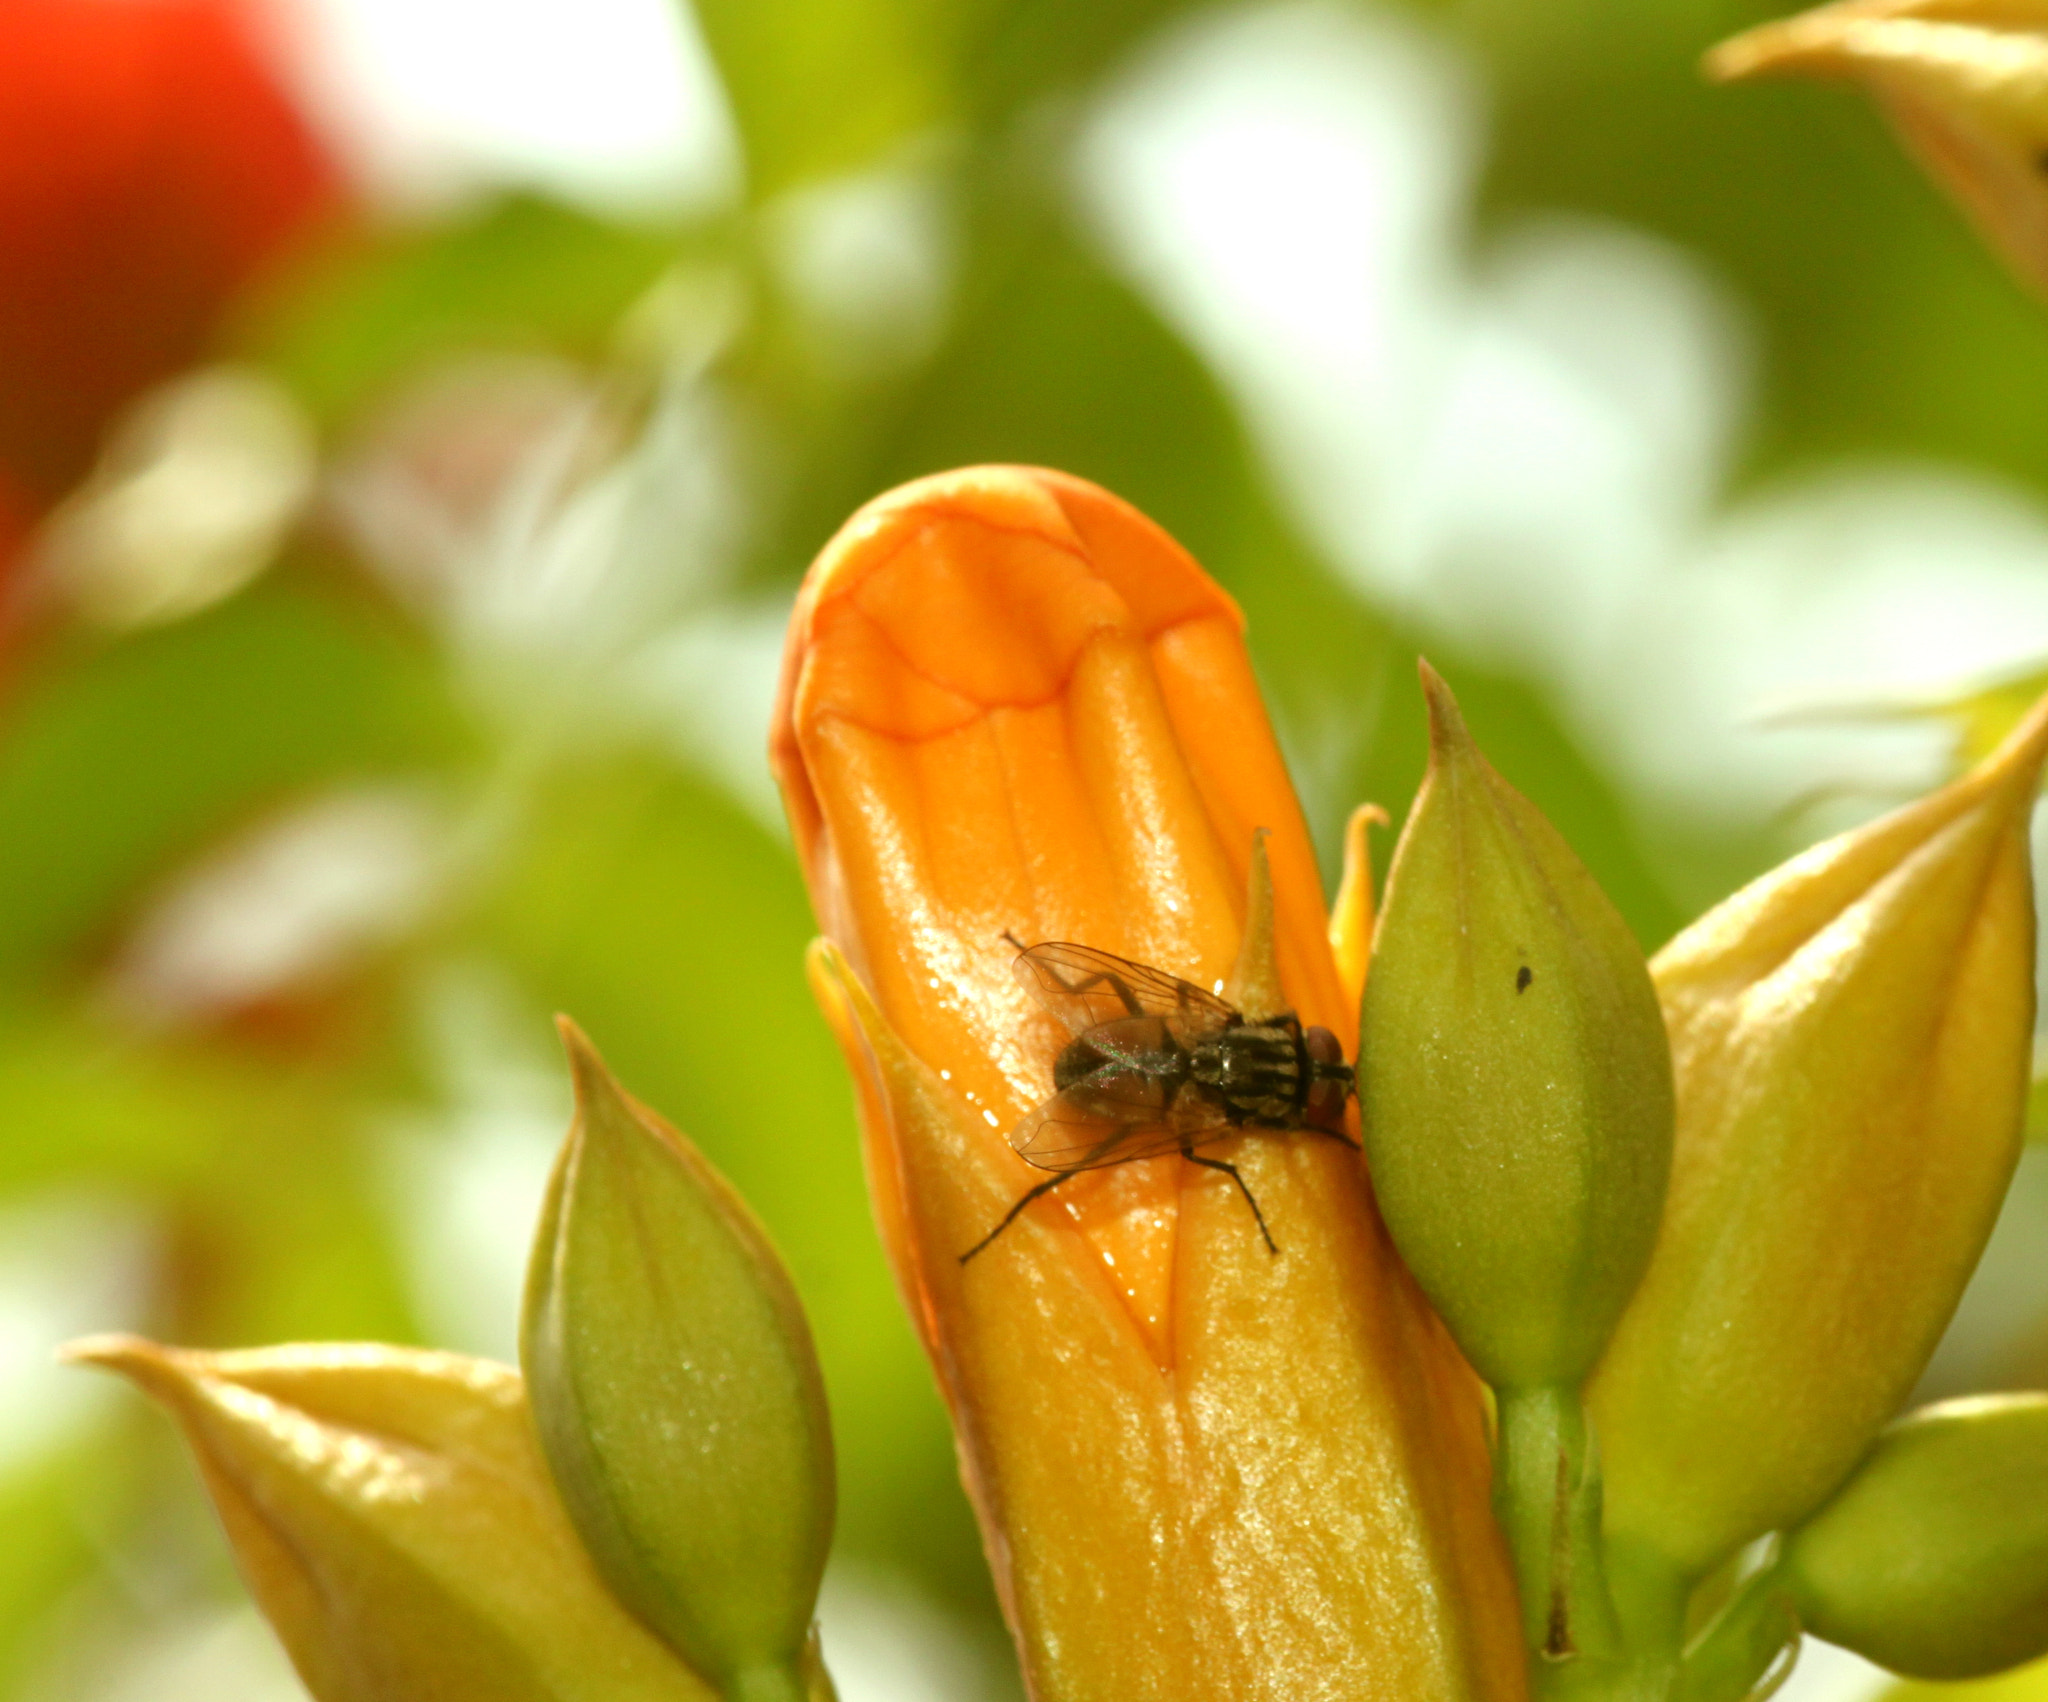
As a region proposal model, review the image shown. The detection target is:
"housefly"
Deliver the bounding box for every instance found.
[958,937,1358,1264]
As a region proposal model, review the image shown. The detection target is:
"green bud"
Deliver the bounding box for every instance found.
[1362,664,1672,1665]
[522,1020,836,1702]
[61,1337,717,1702]
[1361,662,1674,1392]
[1780,1395,2048,1680]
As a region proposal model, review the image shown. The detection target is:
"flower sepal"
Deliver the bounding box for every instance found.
[63,1336,719,1702]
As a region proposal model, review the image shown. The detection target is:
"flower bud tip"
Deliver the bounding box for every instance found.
[555,1014,615,1121]
[1977,677,2048,795]
[1701,21,1810,83]
[1417,657,1471,757]
[58,1334,186,1402]
[1330,803,1391,1011]
[1223,828,1288,1023]
[522,1020,834,1694]
[57,1331,151,1369]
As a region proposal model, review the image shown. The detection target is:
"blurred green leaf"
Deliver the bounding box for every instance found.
[1462,0,2048,495]
[0,1437,134,1697]
[0,583,469,981]
[2027,1066,2048,1146]
[0,1004,419,1347]
[948,0,1197,126]
[689,0,949,199]
[242,196,683,426]
[873,210,1246,561]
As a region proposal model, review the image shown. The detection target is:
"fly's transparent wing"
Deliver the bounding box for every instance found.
[1011,941,1235,1038]
[1009,1074,1234,1173]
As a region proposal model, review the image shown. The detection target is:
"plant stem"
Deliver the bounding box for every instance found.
[1672,1566,1800,1702]
[1496,1384,1624,1668]
[1572,1539,1691,1702]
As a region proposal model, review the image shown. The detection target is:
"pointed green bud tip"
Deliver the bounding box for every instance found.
[59,1337,718,1702]
[1779,1394,2048,1680]
[522,1018,835,1702]
[1361,661,1675,1392]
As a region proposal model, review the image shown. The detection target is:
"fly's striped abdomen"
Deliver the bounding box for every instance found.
[1191,1021,1305,1127]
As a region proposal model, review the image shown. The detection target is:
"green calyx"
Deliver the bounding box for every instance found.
[521,1018,836,1702]
[1361,662,1674,1392]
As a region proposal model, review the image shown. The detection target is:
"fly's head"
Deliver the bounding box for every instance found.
[1303,1025,1354,1134]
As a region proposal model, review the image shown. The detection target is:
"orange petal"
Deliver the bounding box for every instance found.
[774,467,1524,1702]
[1330,802,1390,1018]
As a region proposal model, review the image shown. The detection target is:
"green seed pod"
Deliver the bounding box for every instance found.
[1361,662,1674,1392]
[522,1020,836,1702]
[1782,1394,2048,1681]
[61,1337,718,1702]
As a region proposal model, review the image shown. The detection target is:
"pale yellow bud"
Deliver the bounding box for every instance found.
[1709,0,2048,296]
[1590,691,2048,1583]
[63,1337,717,1702]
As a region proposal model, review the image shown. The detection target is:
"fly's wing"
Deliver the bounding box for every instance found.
[1009,1074,1235,1173]
[1011,941,1236,1038]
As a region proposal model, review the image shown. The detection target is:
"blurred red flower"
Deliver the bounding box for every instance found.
[0,0,342,524]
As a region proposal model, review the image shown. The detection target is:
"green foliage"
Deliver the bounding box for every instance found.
[243,197,686,426]
[691,0,948,197]
[0,585,466,979]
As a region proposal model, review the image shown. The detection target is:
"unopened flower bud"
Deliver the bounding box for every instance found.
[62,1336,716,1702]
[522,1020,835,1702]
[1591,691,2048,1583]
[1362,663,1672,1662]
[1362,662,1674,1393]
[1708,0,2048,297]
[776,468,1526,1701]
[1781,1394,2048,1680]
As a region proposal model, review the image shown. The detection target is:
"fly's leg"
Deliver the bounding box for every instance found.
[959,1172,1080,1265]
[1186,1152,1279,1255]
[1051,966,1147,1017]
[1002,932,1150,1018]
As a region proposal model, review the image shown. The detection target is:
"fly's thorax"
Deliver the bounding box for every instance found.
[1192,1018,1305,1127]
[1052,1037,1107,1093]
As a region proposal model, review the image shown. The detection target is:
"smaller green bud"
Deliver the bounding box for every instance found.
[1361,662,1673,1662]
[522,1020,836,1702]
[1361,662,1674,1392]
[1780,1395,2048,1681]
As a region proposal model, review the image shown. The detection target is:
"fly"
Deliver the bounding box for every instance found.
[958,935,1358,1264]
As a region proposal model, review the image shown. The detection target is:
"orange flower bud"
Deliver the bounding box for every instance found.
[773,466,1524,1701]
